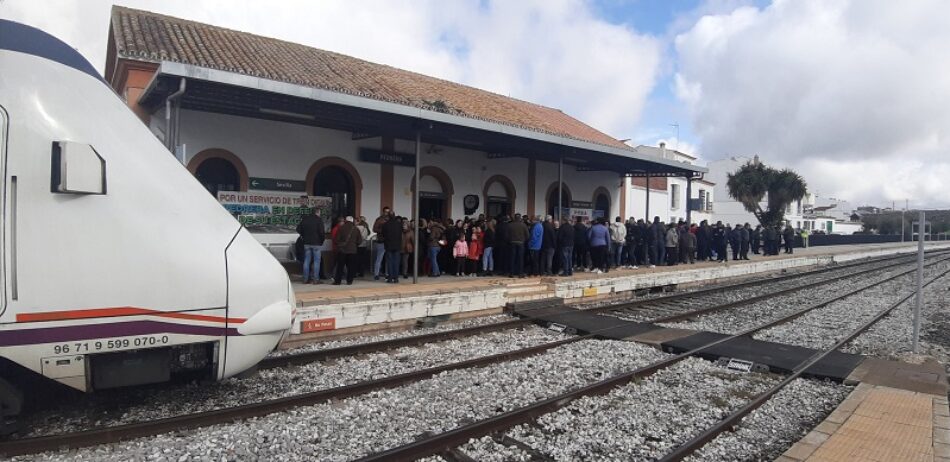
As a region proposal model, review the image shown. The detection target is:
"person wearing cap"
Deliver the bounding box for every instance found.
[333,216,363,285]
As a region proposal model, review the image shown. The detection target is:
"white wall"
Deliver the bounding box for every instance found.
[163,110,623,221]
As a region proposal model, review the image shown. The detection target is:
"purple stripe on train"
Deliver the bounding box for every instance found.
[0,321,240,347]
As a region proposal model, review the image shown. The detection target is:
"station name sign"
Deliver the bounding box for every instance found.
[359,148,416,167]
[249,177,306,192]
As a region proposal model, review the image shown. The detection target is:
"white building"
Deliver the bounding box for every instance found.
[107,6,704,239]
[620,142,713,224]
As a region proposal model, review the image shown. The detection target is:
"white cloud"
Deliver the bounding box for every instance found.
[674,0,950,207]
[0,0,661,139]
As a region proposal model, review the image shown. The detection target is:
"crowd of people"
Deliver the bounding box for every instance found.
[296,205,808,284]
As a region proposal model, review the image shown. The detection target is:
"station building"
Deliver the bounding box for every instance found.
[105,6,705,235]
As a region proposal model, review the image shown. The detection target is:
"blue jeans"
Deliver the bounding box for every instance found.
[373,242,386,276]
[611,242,624,267]
[386,250,401,281]
[482,247,494,272]
[302,245,322,282]
[428,246,441,276]
[561,247,574,275]
[510,243,525,276]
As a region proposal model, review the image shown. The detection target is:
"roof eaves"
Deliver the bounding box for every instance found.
[149,60,705,174]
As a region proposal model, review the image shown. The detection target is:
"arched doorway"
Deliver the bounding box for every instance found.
[411,166,454,220]
[313,166,355,220]
[483,175,516,220]
[545,182,572,219]
[306,157,363,219]
[187,149,249,196]
[593,187,611,220]
[419,175,445,221]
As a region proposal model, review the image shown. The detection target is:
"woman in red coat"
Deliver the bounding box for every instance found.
[467,227,484,276]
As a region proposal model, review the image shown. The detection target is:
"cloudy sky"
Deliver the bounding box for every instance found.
[3,0,948,208]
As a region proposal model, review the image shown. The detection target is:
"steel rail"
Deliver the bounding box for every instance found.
[260,318,530,369]
[647,254,926,323]
[659,264,950,462]
[584,250,943,317]
[355,255,950,461]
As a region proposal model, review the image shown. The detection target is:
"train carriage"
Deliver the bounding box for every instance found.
[0,19,294,426]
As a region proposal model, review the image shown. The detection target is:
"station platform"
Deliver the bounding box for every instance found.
[285,242,949,344]
[780,358,950,462]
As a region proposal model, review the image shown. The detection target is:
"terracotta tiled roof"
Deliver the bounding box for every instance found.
[110,6,628,149]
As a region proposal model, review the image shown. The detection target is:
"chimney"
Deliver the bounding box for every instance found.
[659,142,667,159]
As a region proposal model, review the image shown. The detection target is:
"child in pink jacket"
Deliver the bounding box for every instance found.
[453,235,469,276]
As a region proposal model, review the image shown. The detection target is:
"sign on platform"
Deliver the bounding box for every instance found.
[359,148,416,167]
[249,177,307,192]
[301,317,336,333]
[582,287,598,297]
[217,191,332,230]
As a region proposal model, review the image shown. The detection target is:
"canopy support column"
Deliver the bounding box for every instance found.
[412,129,420,284]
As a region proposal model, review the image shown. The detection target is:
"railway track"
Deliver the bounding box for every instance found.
[354,255,950,461]
[263,250,934,370]
[2,251,940,458]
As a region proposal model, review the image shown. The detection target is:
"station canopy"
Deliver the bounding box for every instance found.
[112,6,704,178]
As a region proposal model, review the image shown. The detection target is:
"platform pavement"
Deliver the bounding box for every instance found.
[780,357,950,462]
[285,241,949,343]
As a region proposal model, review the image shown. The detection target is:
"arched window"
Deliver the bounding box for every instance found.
[547,186,571,218]
[593,191,611,220]
[194,157,240,196]
[312,165,356,220]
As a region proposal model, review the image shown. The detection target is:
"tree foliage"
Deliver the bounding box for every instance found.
[726,161,808,227]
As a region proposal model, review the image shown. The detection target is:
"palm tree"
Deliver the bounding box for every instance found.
[726,161,807,227]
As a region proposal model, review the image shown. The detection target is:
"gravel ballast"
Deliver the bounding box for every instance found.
[22,340,669,461]
[465,357,779,461]
[21,325,567,438]
[755,261,950,349]
[684,378,851,462]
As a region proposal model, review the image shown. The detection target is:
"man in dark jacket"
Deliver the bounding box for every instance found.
[541,216,556,275]
[334,216,363,285]
[729,224,741,260]
[625,218,639,268]
[573,217,589,272]
[696,220,709,262]
[508,213,529,277]
[382,211,403,283]
[495,216,510,275]
[557,218,575,276]
[371,207,391,281]
[783,225,796,254]
[762,226,778,255]
[752,225,762,254]
[297,209,326,284]
[713,221,728,262]
[740,223,751,260]
[650,217,665,267]
[642,219,655,267]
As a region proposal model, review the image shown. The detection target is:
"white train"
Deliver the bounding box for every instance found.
[0,20,294,424]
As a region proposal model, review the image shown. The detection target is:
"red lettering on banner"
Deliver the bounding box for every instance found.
[301,318,336,332]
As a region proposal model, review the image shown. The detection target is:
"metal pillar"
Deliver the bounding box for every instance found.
[913,210,924,353]
[685,176,692,224]
[557,157,563,221]
[412,130,421,284]
[644,173,651,221]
